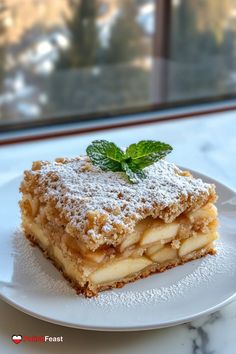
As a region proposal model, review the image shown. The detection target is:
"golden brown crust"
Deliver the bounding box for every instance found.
[19,156,217,250]
[19,155,219,298]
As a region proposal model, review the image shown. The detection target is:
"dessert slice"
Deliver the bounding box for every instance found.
[19,143,218,297]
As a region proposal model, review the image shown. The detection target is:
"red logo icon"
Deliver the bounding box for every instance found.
[11,333,63,344]
[12,335,22,344]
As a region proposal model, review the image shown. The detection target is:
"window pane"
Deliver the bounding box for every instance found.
[0,0,235,130]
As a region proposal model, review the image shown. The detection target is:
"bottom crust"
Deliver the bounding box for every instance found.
[24,230,216,298]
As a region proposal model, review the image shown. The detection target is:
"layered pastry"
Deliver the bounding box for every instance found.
[19,156,218,297]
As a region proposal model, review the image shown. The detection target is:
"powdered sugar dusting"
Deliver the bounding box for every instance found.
[89,241,235,310]
[26,157,215,248]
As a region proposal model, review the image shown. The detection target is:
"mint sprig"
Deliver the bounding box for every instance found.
[86,140,173,183]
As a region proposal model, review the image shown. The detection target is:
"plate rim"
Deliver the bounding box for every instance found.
[0,168,236,331]
[1,289,236,331]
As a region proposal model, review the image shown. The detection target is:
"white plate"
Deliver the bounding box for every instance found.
[0,170,236,331]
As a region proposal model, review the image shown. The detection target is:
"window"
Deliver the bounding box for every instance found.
[0,0,236,131]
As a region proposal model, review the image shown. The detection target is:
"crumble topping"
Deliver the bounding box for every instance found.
[21,156,216,249]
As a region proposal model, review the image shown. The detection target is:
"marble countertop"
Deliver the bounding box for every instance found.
[0,111,236,354]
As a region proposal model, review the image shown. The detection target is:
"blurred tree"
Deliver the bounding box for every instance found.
[194,0,231,42]
[0,4,6,93]
[56,0,99,69]
[169,0,234,99]
[170,1,230,62]
[0,2,7,120]
[48,0,148,116]
[106,0,144,63]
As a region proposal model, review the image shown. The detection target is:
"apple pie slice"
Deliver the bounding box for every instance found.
[19,156,218,297]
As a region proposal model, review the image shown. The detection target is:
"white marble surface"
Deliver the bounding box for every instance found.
[0,111,236,353]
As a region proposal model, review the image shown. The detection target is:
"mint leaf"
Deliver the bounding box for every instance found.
[86,140,124,172]
[121,162,146,184]
[86,139,173,184]
[125,140,172,169]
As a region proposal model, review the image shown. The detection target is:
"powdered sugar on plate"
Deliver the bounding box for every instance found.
[12,229,74,296]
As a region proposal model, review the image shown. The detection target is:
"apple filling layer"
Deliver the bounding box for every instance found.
[22,202,218,295]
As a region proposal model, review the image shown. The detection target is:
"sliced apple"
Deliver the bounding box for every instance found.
[27,219,49,247]
[187,203,217,223]
[131,248,145,258]
[119,231,141,252]
[179,231,218,257]
[89,257,152,284]
[145,242,164,256]
[85,250,106,263]
[140,222,179,246]
[123,246,144,258]
[119,219,149,252]
[65,235,106,263]
[149,246,177,263]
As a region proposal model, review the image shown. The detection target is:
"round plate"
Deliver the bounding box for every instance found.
[0,170,236,331]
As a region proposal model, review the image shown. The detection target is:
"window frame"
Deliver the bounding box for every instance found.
[1,98,236,145]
